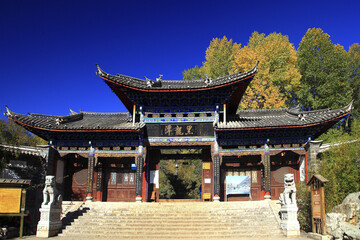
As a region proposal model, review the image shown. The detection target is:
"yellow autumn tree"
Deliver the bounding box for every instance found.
[233,32,301,110]
[203,36,241,79]
[183,36,240,80]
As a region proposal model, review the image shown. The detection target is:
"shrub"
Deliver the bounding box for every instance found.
[296,183,312,232]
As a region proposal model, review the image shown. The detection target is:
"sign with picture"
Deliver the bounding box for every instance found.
[226,176,251,195]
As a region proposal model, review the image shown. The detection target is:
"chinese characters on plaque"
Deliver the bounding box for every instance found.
[161,125,197,136]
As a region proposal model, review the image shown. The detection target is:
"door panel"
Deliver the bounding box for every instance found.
[104,159,136,202]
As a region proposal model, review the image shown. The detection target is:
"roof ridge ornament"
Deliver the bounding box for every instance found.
[95,64,102,75]
[343,100,354,113]
[156,74,163,82]
[298,113,306,121]
[69,108,78,115]
[145,75,163,88]
[204,74,212,85]
[5,105,13,117]
[145,76,154,87]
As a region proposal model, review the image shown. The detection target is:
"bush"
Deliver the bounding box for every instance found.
[318,140,360,212]
[296,183,312,232]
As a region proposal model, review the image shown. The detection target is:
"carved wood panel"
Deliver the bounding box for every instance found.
[103,159,136,202]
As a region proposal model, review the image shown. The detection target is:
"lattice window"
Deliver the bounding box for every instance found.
[74,169,88,185]
[108,171,135,185]
[226,169,257,183]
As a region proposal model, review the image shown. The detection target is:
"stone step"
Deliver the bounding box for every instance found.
[60,234,285,240]
[84,207,270,212]
[60,201,284,239]
[72,219,277,226]
[79,214,272,219]
[85,210,272,214]
[61,230,283,236]
[82,213,271,218]
[83,204,269,210]
[65,223,281,230]
[73,219,275,225]
[86,208,271,212]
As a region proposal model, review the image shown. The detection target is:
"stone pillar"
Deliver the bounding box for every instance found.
[279,174,300,236]
[135,155,144,202]
[213,154,221,202]
[86,147,95,202]
[304,140,323,179]
[36,176,62,238]
[262,144,271,200]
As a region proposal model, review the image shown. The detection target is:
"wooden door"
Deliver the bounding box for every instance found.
[104,160,136,202]
[271,165,299,200]
[65,156,88,201]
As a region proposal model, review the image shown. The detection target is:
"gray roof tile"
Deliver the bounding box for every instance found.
[6,107,144,131]
[96,63,258,91]
[216,101,353,130]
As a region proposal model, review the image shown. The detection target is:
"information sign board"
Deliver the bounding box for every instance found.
[0,188,21,213]
[226,176,251,195]
[312,190,321,218]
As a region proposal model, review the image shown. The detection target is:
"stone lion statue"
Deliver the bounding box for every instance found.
[42,175,62,209]
[279,173,296,206]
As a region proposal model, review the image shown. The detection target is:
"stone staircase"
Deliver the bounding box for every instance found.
[59,201,285,239]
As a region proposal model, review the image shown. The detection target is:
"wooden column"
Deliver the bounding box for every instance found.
[45,146,57,175]
[86,147,95,202]
[96,161,103,201]
[223,102,227,124]
[135,155,144,202]
[213,154,221,201]
[261,144,271,199]
[132,104,136,126]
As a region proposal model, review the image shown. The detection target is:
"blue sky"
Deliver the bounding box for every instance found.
[1,0,359,118]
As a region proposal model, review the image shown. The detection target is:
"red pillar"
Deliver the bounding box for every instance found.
[141,157,147,201]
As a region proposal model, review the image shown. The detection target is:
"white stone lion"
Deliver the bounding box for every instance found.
[42,176,62,209]
[279,173,296,206]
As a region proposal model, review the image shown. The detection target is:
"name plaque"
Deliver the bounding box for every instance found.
[160,124,197,137]
[312,190,321,218]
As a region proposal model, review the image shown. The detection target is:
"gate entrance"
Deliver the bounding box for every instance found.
[148,147,212,202]
[159,158,202,200]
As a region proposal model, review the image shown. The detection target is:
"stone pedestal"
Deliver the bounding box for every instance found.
[136,196,142,203]
[36,208,62,238]
[213,195,220,202]
[85,195,93,202]
[279,204,300,236]
[264,194,271,200]
[36,176,62,238]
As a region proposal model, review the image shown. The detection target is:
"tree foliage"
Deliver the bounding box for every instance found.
[202,36,240,79]
[0,118,46,171]
[318,118,360,212]
[296,183,312,232]
[296,28,353,110]
[183,36,240,80]
[233,32,301,109]
[183,29,359,113]
[0,119,46,146]
[159,153,202,199]
[182,65,204,80]
[349,43,360,116]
